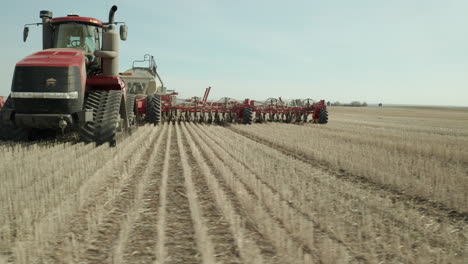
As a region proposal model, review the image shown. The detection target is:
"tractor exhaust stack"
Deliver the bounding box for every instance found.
[109,5,118,24]
[39,10,53,49]
[95,5,120,76]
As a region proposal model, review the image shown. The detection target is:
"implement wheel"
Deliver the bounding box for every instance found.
[318,108,328,124]
[146,95,162,125]
[242,107,253,125]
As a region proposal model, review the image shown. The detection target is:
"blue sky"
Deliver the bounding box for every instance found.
[1,0,467,106]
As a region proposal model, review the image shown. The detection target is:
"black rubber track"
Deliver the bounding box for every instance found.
[145,95,161,125]
[0,96,29,141]
[242,107,253,125]
[79,90,122,146]
[319,108,328,124]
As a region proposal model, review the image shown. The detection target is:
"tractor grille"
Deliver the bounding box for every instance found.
[11,66,83,114]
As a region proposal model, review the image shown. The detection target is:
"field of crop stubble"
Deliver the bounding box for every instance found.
[0,106,466,264]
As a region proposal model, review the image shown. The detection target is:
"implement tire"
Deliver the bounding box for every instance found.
[146,95,161,125]
[318,108,328,124]
[242,107,253,125]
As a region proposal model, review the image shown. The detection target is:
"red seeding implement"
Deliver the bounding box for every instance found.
[121,55,328,126]
[155,88,328,125]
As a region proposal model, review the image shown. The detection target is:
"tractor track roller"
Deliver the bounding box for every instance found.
[79,90,123,146]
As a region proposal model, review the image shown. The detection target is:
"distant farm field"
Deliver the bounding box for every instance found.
[0,106,466,264]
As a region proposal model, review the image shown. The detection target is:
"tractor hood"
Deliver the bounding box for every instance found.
[16,48,86,68]
[11,48,87,115]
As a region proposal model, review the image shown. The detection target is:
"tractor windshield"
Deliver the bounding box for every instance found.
[52,23,99,61]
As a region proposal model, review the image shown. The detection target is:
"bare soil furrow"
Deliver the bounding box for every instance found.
[186,123,308,263]
[181,123,269,264]
[155,125,173,263]
[83,183,139,263]
[37,126,161,263]
[224,125,466,262]
[113,124,169,263]
[179,124,242,264]
[122,126,169,263]
[162,126,199,264]
[192,124,358,263]
[79,126,166,263]
[175,124,217,264]
[200,124,459,253]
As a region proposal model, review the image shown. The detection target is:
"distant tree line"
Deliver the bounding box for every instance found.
[327,101,368,107]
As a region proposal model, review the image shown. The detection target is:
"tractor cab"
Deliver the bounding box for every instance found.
[23,11,127,74]
[48,15,105,67]
[51,21,100,63]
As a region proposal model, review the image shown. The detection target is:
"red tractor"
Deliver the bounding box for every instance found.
[0,6,135,145]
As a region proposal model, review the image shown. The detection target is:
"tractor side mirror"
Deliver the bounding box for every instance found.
[23,27,29,42]
[119,25,128,41]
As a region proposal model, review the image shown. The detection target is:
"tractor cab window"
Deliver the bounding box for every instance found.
[53,23,99,62]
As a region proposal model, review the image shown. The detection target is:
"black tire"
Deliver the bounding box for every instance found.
[318,108,328,124]
[242,107,253,125]
[145,95,161,125]
[126,94,137,129]
[79,90,123,146]
[0,96,29,141]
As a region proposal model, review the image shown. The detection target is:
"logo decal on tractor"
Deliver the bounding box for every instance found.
[46,78,57,86]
